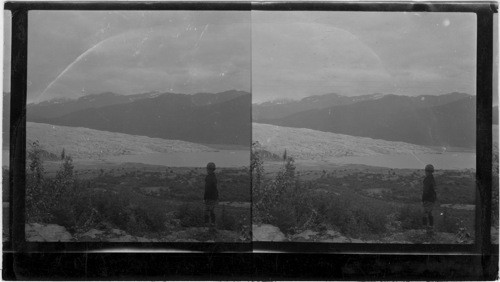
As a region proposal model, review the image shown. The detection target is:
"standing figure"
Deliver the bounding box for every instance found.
[422,164,437,234]
[204,162,218,231]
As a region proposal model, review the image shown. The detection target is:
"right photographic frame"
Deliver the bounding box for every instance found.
[251,6,492,248]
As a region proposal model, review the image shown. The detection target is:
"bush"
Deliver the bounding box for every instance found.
[268,204,296,234]
[317,194,389,237]
[397,205,422,230]
[137,205,167,232]
[177,203,205,227]
[92,189,168,235]
[26,141,46,222]
[218,206,236,230]
[352,208,387,234]
[252,144,298,225]
[51,205,76,230]
[325,200,357,234]
[93,191,130,230]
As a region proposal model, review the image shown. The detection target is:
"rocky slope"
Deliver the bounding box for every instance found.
[27,122,215,160]
[253,123,436,161]
[252,224,473,244]
[26,222,245,243]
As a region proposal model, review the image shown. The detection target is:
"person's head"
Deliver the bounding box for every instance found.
[206,162,216,173]
[425,164,434,175]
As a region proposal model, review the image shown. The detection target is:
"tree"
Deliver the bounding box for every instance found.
[28,140,44,186]
[26,141,47,222]
[53,155,75,199]
[251,142,264,195]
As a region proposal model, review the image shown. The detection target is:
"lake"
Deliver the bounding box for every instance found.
[106,150,250,168]
[328,152,476,170]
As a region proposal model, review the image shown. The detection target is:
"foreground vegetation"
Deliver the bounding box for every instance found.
[252,142,476,242]
[24,141,250,241]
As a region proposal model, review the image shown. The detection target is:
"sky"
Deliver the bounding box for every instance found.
[26,11,251,103]
[252,11,477,103]
[0,11,490,104]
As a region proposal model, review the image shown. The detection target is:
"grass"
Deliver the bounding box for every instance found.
[253,149,476,241]
[25,141,251,240]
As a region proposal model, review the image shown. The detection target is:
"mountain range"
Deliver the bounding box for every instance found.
[3,90,487,150]
[26,90,251,146]
[255,92,476,148]
[253,92,471,121]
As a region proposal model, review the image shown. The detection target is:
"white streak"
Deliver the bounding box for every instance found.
[194,24,209,49]
[36,36,115,102]
[410,151,425,166]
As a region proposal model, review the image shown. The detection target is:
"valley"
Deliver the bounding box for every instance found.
[15,90,252,242]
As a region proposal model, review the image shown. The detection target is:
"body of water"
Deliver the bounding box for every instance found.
[107,150,250,168]
[328,152,476,170]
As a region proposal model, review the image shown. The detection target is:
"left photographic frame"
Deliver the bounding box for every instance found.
[6,5,252,251]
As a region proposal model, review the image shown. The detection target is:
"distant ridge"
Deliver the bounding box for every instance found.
[28,90,247,120]
[253,92,387,121]
[252,92,470,121]
[258,92,475,148]
[27,90,251,146]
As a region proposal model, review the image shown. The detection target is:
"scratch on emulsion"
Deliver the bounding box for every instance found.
[194,24,209,48]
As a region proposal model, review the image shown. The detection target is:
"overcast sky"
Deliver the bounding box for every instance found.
[26,11,250,103]
[1,11,486,104]
[252,11,477,103]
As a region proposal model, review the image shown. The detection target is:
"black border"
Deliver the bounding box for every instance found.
[3,1,499,280]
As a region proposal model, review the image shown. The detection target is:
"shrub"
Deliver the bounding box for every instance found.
[93,191,130,230]
[320,194,389,237]
[252,144,297,225]
[352,208,386,234]
[26,141,46,222]
[438,208,460,234]
[268,204,296,234]
[51,205,76,230]
[138,205,167,232]
[397,205,422,230]
[325,200,356,234]
[177,203,205,227]
[218,206,236,230]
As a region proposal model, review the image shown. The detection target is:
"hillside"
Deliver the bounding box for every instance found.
[264,95,475,148]
[28,92,136,120]
[253,224,472,244]
[253,92,471,121]
[253,123,436,161]
[27,122,215,160]
[28,91,251,146]
[27,90,248,120]
[253,92,385,121]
